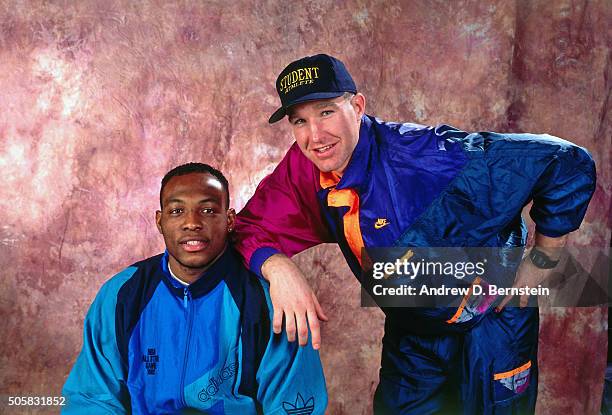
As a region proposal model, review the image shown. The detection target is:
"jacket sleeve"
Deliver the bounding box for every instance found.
[525,135,597,237]
[475,132,597,239]
[234,143,334,277]
[255,281,328,415]
[62,277,131,414]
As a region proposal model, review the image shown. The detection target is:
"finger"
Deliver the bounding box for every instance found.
[296,312,309,347]
[285,310,297,342]
[496,294,513,313]
[307,307,321,350]
[520,294,529,308]
[272,305,283,334]
[313,294,329,322]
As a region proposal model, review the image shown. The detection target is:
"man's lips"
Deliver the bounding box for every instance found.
[179,238,209,252]
[311,142,337,158]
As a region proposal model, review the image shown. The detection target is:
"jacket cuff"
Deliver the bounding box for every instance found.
[250,247,281,279]
[534,225,573,239]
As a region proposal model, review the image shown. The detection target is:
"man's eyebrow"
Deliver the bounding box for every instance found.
[197,197,220,204]
[165,198,185,205]
[288,100,340,119]
[313,100,340,109]
[164,197,219,205]
[166,197,219,204]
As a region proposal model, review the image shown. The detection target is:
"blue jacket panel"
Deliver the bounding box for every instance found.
[62,248,327,414]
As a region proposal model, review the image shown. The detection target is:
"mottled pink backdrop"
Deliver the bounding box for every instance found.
[0,1,609,414]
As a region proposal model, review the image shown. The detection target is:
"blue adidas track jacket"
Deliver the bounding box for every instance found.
[62,248,327,414]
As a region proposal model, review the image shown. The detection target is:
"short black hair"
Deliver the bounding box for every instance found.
[160,162,229,208]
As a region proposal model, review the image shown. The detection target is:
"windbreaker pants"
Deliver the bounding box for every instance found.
[373,307,538,415]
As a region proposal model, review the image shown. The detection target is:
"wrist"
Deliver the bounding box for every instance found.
[261,253,286,282]
[528,247,560,269]
[532,231,567,264]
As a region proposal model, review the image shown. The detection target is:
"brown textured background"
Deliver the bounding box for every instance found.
[0,0,610,414]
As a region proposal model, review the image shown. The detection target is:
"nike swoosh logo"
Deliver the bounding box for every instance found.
[374,219,390,229]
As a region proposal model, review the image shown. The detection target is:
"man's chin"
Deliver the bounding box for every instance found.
[181,259,212,270]
[171,244,226,273]
[310,157,349,175]
[172,255,212,271]
[314,161,340,173]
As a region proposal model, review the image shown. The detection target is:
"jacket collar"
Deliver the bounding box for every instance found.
[160,246,237,298]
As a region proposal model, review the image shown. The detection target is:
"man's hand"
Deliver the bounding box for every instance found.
[261,254,329,349]
[496,232,567,311]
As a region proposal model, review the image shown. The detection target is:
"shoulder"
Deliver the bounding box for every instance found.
[224,249,268,295]
[82,258,146,332]
[253,141,319,193]
[94,266,138,307]
[92,254,165,314]
[367,115,431,138]
[223,248,271,318]
[367,115,436,148]
[366,116,471,157]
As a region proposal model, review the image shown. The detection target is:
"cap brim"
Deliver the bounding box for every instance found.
[268,91,348,124]
[268,107,287,124]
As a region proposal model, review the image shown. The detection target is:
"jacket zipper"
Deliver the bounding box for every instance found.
[179,287,194,407]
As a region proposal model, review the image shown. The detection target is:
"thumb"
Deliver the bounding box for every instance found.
[312,293,329,321]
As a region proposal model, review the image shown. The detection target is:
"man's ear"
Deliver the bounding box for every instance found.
[352,93,366,119]
[227,208,236,233]
[155,210,163,234]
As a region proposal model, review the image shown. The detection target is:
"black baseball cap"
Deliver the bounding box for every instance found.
[268,54,357,124]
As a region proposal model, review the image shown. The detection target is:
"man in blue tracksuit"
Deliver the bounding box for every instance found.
[233,54,597,414]
[62,163,327,414]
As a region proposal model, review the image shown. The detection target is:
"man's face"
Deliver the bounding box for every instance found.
[156,172,234,280]
[287,93,365,175]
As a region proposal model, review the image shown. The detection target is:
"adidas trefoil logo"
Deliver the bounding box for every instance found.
[282,392,315,415]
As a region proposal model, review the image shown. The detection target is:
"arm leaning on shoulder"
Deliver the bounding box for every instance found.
[61,280,130,414]
[235,143,335,350]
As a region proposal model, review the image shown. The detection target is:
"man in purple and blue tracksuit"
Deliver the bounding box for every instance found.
[234,54,596,414]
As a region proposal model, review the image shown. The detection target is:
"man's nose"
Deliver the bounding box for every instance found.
[310,120,322,143]
[182,210,203,230]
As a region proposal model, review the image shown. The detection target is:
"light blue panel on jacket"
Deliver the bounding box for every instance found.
[62,267,137,414]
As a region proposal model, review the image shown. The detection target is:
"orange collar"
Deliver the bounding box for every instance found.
[319,171,341,189]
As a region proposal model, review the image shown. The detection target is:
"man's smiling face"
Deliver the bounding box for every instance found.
[287,93,365,175]
[156,172,234,281]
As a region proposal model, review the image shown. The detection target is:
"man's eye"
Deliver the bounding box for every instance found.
[202,208,214,214]
[169,208,183,214]
[321,110,334,116]
[292,118,305,125]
